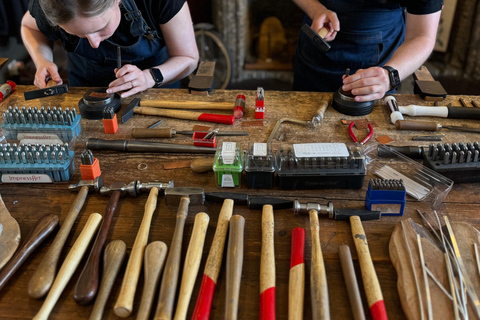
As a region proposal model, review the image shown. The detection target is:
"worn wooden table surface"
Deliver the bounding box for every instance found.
[0,86,480,319]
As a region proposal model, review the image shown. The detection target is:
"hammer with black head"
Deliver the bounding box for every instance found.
[154,187,205,320]
[24,79,69,100]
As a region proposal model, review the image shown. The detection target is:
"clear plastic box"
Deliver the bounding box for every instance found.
[245,142,275,189]
[213,142,243,188]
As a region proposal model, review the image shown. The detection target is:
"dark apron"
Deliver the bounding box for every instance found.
[62,0,178,88]
[293,0,405,92]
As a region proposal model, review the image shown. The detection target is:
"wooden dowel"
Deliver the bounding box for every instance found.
[225,215,245,320]
[288,227,305,320]
[339,244,365,320]
[260,205,276,320]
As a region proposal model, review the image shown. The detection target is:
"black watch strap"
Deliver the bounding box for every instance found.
[149,68,164,88]
[383,66,401,90]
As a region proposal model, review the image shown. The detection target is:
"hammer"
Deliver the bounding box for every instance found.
[134,106,235,125]
[260,205,276,320]
[154,187,205,320]
[225,215,245,320]
[289,228,305,320]
[24,79,69,100]
[28,176,103,299]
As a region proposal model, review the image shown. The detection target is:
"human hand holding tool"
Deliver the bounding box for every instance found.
[288,228,305,320]
[225,215,245,320]
[348,122,373,145]
[33,61,63,89]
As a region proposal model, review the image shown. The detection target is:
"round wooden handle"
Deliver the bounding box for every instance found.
[288,228,305,320]
[339,244,365,320]
[260,205,276,320]
[225,215,245,320]
[114,187,159,318]
[318,27,328,38]
[154,198,189,320]
[0,214,59,291]
[137,241,168,320]
[74,190,121,305]
[28,186,89,299]
[132,128,175,138]
[190,158,214,173]
[309,210,329,320]
[140,100,232,110]
[89,240,127,320]
[46,79,58,87]
[135,107,203,121]
[33,213,103,320]
[192,199,233,320]
[174,212,210,320]
[395,120,439,131]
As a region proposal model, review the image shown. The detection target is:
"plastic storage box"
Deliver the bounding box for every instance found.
[245,142,275,189]
[213,142,243,188]
[275,143,366,189]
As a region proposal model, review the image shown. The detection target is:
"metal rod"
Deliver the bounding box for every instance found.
[417,234,432,320]
[86,138,216,154]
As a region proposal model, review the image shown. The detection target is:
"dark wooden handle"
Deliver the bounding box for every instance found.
[0,214,59,291]
[395,120,439,131]
[225,215,245,320]
[74,190,121,305]
[132,128,174,138]
[190,158,214,173]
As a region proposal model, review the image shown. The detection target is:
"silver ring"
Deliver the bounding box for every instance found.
[137,163,148,170]
[130,81,134,88]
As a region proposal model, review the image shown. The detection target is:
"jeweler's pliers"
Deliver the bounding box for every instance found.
[348,122,373,145]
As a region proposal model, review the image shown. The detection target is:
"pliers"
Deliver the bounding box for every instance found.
[348,122,373,145]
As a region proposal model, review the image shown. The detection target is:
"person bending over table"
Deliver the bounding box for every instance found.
[292,0,443,102]
[21,0,199,98]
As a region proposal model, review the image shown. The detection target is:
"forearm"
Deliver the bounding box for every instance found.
[292,0,328,20]
[153,55,198,85]
[21,13,54,68]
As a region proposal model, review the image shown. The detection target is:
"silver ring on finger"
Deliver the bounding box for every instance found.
[130,81,134,88]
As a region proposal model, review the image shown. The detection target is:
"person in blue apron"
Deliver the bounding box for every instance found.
[292,0,443,102]
[21,0,198,98]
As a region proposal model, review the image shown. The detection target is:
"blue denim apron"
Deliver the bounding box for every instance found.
[64,0,177,87]
[293,1,405,92]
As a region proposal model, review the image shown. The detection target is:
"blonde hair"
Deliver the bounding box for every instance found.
[39,0,117,25]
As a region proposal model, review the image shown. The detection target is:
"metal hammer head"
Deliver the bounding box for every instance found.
[68,176,104,193]
[99,179,174,197]
[293,199,334,218]
[164,187,205,206]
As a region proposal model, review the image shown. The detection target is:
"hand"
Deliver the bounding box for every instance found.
[34,61,63,88]
[310,7,340,41]
[341,67,391,102]
[107,64,155,98]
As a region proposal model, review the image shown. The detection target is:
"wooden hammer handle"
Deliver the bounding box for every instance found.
[154,197,190,320]
[137,241,168,320]
[260,205,276,320]
[74,190,121,305]
[140,100,232,110]
[395,120,440,131]
[28,186,90,299]
[134,107,235,125]
[89,240,126,320]
[33,213,102,320]
[132,128,175,138]
[350,216,388,320]
[190,158,214,173]
[339,244,365,320]
[192,199,234,320]
[309,209,330,320]
[0,214,59,291]
[174,212,210,320]
[225,215,245,320]
[114,187,159,318]
[288,228,305,320]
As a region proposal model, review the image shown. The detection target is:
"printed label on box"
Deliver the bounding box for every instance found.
[293,143,349,158]
[18,133,61,141]
[2,174,53,183]
[222,142,236,164]
[20,138,64,146]
[221,174,235,187]
[253,143,267,157]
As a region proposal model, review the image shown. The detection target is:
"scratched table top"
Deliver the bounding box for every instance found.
[0,85,480,319]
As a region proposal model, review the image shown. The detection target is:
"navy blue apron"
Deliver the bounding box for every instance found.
[64,0,178,88]
[293,1,405,92]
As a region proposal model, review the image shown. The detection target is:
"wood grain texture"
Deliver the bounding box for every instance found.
[339,245,365,320]
[33,213,102,320]
[225,215,245,320]
[114,187,159,318]
[139,100,233,110]
[0,194,21,271]
[260,205,275,293]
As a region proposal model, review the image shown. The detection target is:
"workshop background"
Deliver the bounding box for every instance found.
[1,0,480,94]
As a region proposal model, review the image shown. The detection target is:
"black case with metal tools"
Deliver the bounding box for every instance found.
[275,143,366,189]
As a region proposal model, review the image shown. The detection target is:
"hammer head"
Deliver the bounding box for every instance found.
[68,176,104,193]
[293,199,333,217]
[301,24,331,53]
[164,187,205,206]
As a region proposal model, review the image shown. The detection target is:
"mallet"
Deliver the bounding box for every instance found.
[134,106,235,125]
[260,205,276,320]
[192,199,234,320]
[225,215,245,320]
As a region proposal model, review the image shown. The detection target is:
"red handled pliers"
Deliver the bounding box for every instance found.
[348,122,373,145]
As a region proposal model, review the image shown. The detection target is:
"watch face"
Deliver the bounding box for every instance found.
[150,68,164,88]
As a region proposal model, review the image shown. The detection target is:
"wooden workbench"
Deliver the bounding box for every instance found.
[0,86,479,319]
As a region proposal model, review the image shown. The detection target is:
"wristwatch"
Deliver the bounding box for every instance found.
[382,66,401,90]
[149,68,164,88]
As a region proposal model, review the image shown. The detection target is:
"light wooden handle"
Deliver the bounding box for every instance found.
[89,240,126,320]
[395,120,439,131]
[114,187,159,318]
[33,213,102,320]
[137,241,168,320]
[28,186,89,299]
[260,205,276,320]
[190,158,214,173]
[339,244,365,320]
[350,216,387,320]
[310,210,330,320]
[74,190,121,305]
[46,79,58,87]
[132,128,175,138]
[318,27,328,38]
[192,199,233,320]
[140,100,232,110]
[154,197,190,320]
[135,107,203,121]
[0,214,59,291]
[174,212,210,320]
[225,215,245,320]
[288,228,305,320]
